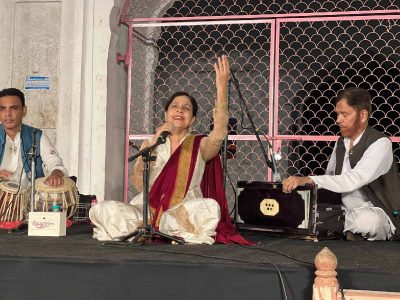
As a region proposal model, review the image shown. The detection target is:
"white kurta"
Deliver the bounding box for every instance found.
[0,131,67,189]
[90,135,221,244]
[310,132,396,240]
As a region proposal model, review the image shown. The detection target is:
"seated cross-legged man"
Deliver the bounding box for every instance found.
[282,87,400,241]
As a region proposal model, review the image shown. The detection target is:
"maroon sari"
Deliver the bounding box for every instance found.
[149,135,252,245]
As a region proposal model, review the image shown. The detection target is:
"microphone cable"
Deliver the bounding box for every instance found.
[104,242,290,300]
[229,68,274,171]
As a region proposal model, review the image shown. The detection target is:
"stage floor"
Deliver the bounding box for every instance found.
[1,224,399,300]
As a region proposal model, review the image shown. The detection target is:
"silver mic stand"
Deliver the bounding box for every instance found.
[105,133,185,245]
[30,129,37,212]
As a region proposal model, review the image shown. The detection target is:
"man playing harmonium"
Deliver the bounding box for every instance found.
[283,87,400,241]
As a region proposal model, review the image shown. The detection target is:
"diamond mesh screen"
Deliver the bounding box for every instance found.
[124,0,400,204]
[278,140,335,176]
[276,17,400,175]
[130,23,272,136]
[128,21,273,200]
[277,18,400,137]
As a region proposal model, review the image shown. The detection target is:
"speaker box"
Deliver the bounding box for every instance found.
[235,181,344,240]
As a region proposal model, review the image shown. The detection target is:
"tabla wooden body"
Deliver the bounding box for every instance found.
[0,181,29,222]
[34,177,78,218]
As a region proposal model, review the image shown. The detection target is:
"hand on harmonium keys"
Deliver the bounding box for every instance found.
[282,175,314,193]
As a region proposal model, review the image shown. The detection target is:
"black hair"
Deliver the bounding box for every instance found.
[164,91,198,117]
[336,87,372,117]
[0,88,26,107]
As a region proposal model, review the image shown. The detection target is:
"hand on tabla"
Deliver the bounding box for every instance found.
[45,169,64,187]
[0,169,12,180]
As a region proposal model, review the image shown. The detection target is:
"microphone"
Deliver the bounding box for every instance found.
[156,131,170,144]
[127,131,170,162]
[271,152,282,182]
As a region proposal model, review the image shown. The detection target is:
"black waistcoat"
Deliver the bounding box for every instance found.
[335,126,400,235]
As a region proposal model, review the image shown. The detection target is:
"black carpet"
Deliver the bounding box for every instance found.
[1,224,399,300]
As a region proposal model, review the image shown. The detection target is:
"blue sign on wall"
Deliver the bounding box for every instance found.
[25,76,51,90]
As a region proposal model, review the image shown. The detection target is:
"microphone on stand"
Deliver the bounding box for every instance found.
[271,148,282,182]
[156,131,171,144]
[260,131,282,182]
[128,130,171,163]
[30,128,37,212]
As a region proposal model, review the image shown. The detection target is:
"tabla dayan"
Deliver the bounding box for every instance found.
[34,177,78,219]
[0,181,29,226]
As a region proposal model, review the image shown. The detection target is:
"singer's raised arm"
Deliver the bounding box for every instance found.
[200,55,230,162]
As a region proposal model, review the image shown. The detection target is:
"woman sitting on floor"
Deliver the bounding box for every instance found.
[90,55,248,245]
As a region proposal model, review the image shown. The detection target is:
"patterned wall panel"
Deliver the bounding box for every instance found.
[128,21,274,201]
[129,23,273,135]
[278,140,335,176]
[276,17,400,176]
[124,0,400,203]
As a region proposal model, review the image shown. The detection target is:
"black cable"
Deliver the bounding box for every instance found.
[239,244,314,266]
[229,89,251,131]
[132,29,158,48]
[337,275,346,300]
[104,229,332,299]
[227,171,237,216]
[102,243,289,300]
[230,69,274,171]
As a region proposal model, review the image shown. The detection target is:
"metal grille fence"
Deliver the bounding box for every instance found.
[275,16,400,176]
[128,20,275,201]
[277,18,400,137]
[122,0,400,19]
[122,0,400,205]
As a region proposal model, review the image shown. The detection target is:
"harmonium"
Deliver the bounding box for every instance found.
[234,181,344,240]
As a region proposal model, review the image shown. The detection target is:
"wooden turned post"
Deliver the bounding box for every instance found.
[313,247,340,300]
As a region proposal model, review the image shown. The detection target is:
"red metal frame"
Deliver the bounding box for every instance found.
[121,9,400,24]
[121,4,400,202]
[123,25,133,203]
[273,13,400,153]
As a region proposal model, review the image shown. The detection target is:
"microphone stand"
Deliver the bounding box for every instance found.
[220,81,231,191]
[221,136,228,190]
[30,129,37,212]
[109,135,184,245]
[230,69,281,182]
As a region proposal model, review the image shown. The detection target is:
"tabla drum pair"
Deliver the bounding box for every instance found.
[0,177,78,229]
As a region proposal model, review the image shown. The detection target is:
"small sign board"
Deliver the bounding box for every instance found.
[24,76,51,90]
[28,211,66,236]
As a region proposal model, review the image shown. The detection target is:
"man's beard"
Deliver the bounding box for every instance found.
[341,113,363,138]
